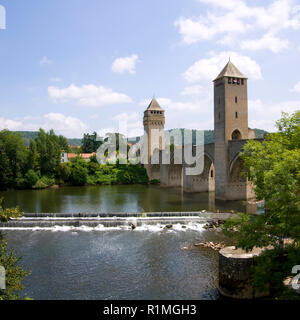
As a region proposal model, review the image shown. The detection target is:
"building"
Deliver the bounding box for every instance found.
[61,152,96,163]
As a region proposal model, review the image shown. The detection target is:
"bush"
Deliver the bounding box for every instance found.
[70,160,88,186]
[87,161,100,175]
[24,170,39,187]
[33,176,55,189]
[59,163,71,182]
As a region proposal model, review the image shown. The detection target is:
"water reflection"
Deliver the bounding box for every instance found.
[0,185,254,214]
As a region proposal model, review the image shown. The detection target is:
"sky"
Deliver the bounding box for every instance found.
[0,0,299,138]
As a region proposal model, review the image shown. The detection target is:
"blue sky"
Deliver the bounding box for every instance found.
[0,0,299,138]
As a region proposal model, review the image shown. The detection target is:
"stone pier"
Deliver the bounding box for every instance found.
[218,246,269,299]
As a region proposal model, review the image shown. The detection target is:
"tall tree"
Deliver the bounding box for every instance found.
[81,132,103,153]
[223,111,300,296]
[0,130,28,188]
[34,129,62,177]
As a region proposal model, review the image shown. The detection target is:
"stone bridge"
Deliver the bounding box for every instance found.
[155,138,264,200]
[143,60,266,200]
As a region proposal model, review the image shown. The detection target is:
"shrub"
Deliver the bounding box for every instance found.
[59,163,71,183]
[24,170,39,187]
[70,162,88,186]
[32,176,55,189]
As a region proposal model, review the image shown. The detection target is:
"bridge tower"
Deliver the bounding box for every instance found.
[143,98,165,180]
[214,60,252,200]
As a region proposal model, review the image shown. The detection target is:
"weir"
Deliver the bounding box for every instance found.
[0,212,237,229]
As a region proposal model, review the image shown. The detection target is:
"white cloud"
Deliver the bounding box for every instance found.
[40,56,52,65]
[184,51,262,83]
[175,0,300,52]
[112,54,139,74]
[241,32,289,53]
[181,85,203,95]
[0,118,22,130]
[97,112,143,138]
[0,113,88,138]
[48,84,132,107]
[139,93,212,115]
[248,98,300,131]
[291,81,300,92]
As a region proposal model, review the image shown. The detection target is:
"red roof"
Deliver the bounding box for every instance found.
[67,153,96,159]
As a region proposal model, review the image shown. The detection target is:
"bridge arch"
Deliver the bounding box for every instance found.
[229,156,246,183]
[183,154,215,192]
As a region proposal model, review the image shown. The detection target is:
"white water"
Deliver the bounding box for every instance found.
[0,222,206,233]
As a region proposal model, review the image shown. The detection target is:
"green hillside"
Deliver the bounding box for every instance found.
[13,128,268,148]
[13,131,82,147]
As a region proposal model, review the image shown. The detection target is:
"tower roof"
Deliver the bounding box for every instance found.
[214,61,247,81]
[147,98,164,111]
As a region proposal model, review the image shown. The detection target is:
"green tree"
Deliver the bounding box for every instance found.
[34,129,62,177]
[24,170,39,188]
[81,132,103,153]
[69,158,88,186]
[59,163,72,182]
[58,135,71,152]
[27,140,39,172]
[0,198,30,300]
[0,130,28,189]
[222,111,300,297]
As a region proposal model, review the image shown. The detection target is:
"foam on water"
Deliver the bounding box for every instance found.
[0,222,206,233]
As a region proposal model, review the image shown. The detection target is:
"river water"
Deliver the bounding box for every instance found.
[0,185,252,213]
[1,185,243,300]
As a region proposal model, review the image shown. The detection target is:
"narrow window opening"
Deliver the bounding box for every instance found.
[235,112,238,119]
[235,96,238,103]
[211,170,214,178]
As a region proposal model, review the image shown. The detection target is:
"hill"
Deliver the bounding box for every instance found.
[14,128,268,148]
[13,131,82,147]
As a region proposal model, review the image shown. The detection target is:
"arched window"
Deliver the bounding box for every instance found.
[231,129,242,140]
[211,170,214,178]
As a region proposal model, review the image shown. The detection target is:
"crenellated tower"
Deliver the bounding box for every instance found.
[213,60,252,200]
[143,98,165,180]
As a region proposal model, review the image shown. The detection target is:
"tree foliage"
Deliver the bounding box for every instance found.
[81,132,103,153]
[0,199,29,300]
[0,130,28,189]
[222,111,300,297]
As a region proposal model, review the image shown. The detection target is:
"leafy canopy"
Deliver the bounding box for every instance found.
[223,111,300,250]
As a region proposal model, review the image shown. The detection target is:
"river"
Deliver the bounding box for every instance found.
[0,185,254,213]
[1,185,246,300]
